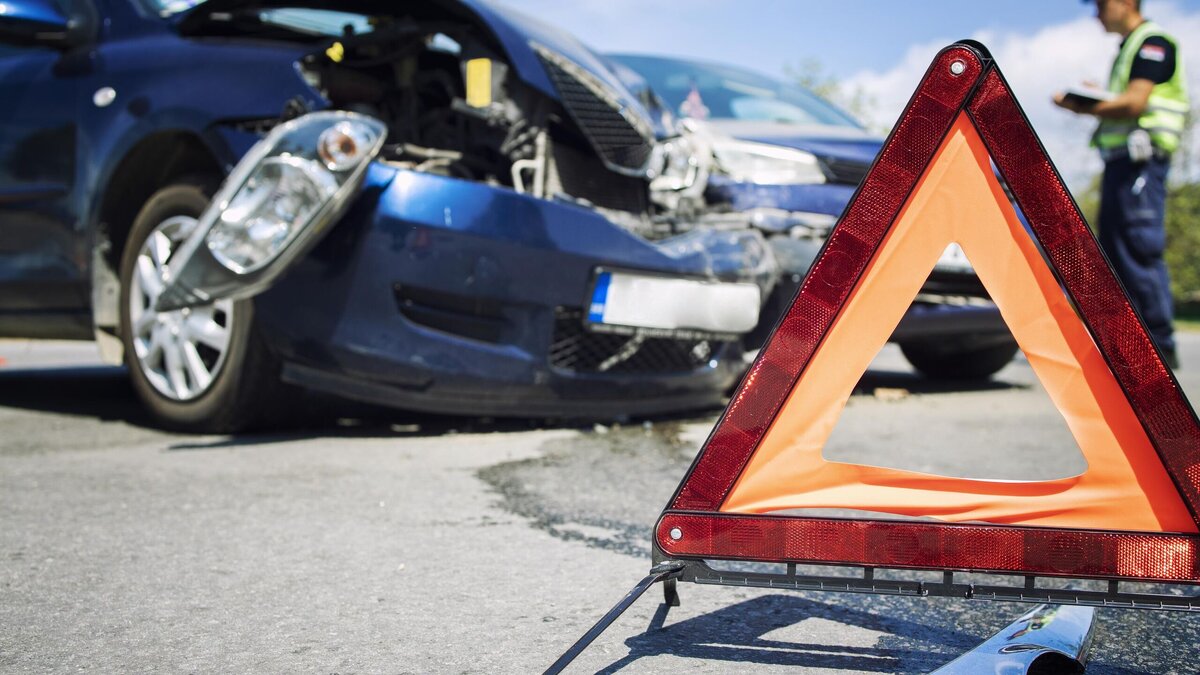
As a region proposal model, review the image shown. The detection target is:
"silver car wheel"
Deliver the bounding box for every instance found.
[128,215,235,401]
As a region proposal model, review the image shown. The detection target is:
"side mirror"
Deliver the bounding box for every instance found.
[0,1,89,49]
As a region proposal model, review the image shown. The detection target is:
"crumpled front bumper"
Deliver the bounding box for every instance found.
[251,164,774,417]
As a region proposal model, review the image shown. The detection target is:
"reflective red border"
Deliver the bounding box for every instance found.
[659,513,1200,583]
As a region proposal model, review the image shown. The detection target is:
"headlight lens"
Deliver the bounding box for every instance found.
[203,113,386,275]
[153,111,387,312]
[650,136,700,191]
[206,156,338,273]
[711,139,826,185]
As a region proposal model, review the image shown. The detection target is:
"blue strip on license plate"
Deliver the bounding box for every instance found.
[588,271,612,323]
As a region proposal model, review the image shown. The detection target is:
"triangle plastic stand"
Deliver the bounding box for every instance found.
[545,41,1200,675]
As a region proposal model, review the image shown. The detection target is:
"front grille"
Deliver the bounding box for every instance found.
[535,46,655,172]
[552,139,649,213]
[820,156,872,186]
[549,308,722,374]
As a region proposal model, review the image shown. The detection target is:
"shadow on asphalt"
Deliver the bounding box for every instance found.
[164,416,585,450]
[591,592,1162,675]
[0,364,606,448]
[594,594,977,674]
[0,363,1026,446]
[0,365,156,426]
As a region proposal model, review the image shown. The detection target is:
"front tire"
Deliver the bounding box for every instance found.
[118,179,284,432]
[899,340,1020,381]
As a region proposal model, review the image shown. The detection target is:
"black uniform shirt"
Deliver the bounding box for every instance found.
[1123,28,1177,85]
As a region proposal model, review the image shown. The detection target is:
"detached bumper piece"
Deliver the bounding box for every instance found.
[932,603,1094,674]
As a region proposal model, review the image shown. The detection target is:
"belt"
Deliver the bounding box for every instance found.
[1099,146,1172,162]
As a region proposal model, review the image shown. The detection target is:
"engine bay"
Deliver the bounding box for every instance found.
[296,17,540,185]
[186,5,711,238]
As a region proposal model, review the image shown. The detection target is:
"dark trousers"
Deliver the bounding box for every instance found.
[1098,155,1175,353]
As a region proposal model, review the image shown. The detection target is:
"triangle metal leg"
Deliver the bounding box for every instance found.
[543,562,685,675]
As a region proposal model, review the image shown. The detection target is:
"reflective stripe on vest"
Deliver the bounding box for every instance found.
[1095,21,1190,154]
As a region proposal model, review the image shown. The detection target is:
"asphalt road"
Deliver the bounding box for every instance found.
[1,334,1199,673]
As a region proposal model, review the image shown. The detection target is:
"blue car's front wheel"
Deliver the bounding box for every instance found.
[119,178,287,432]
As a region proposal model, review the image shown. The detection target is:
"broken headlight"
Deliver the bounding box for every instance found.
[206,115,386,273]
[155,112,386,311]
[206,155,338,273]
[711,139,826,185]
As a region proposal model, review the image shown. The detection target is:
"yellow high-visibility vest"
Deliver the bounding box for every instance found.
[1095,21,1189,154]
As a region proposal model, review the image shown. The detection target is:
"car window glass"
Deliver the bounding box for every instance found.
[257,9,373,36]
[614,55,862,129]
[728,97,823,124]
[0,0,77,56]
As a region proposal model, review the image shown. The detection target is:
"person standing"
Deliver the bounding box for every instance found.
[1055,0,1189,369]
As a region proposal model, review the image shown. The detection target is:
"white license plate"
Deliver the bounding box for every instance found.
[935,242,974,273]
[587,270,761,336]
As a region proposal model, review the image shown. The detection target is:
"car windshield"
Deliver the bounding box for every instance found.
[612,54,862,129]
[143,2,378,36]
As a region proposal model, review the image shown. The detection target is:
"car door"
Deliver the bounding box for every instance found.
[0,2,89,337]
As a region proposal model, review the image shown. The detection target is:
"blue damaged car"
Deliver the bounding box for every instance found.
[0,0,775,431]
[611,54,1020,380]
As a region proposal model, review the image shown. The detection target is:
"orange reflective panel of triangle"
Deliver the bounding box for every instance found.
[720,113,1197,534]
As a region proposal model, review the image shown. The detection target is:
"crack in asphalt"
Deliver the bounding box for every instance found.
[478,422,697,559]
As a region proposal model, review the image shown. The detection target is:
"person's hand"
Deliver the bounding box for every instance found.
[1053,92,1090,114]
[1053,92,1079,112]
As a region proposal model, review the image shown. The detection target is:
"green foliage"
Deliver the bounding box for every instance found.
[1166,106,1200,306]
[1165,181,1200,304]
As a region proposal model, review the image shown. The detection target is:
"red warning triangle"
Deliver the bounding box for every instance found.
[657,42,1200,583]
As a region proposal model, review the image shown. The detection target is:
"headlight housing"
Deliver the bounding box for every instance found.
[206,155,340,274]
[204,114,385,274]
[711,139,827,185]
[650,135,702,192]
[155,111,386,311]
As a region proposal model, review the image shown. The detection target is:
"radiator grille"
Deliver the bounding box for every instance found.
[549,308,723,375]
[552,140,649,213]
[535,46,655,173]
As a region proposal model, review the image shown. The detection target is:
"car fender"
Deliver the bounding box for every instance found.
[82,35,320,361]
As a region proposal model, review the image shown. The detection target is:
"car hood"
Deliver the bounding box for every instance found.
[177,0,660,132]
[704,119,882,165]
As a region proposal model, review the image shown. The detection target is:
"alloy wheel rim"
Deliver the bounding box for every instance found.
[129,215,236,401]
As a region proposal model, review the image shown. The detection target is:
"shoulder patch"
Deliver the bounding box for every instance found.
[1139,43,1166,62]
